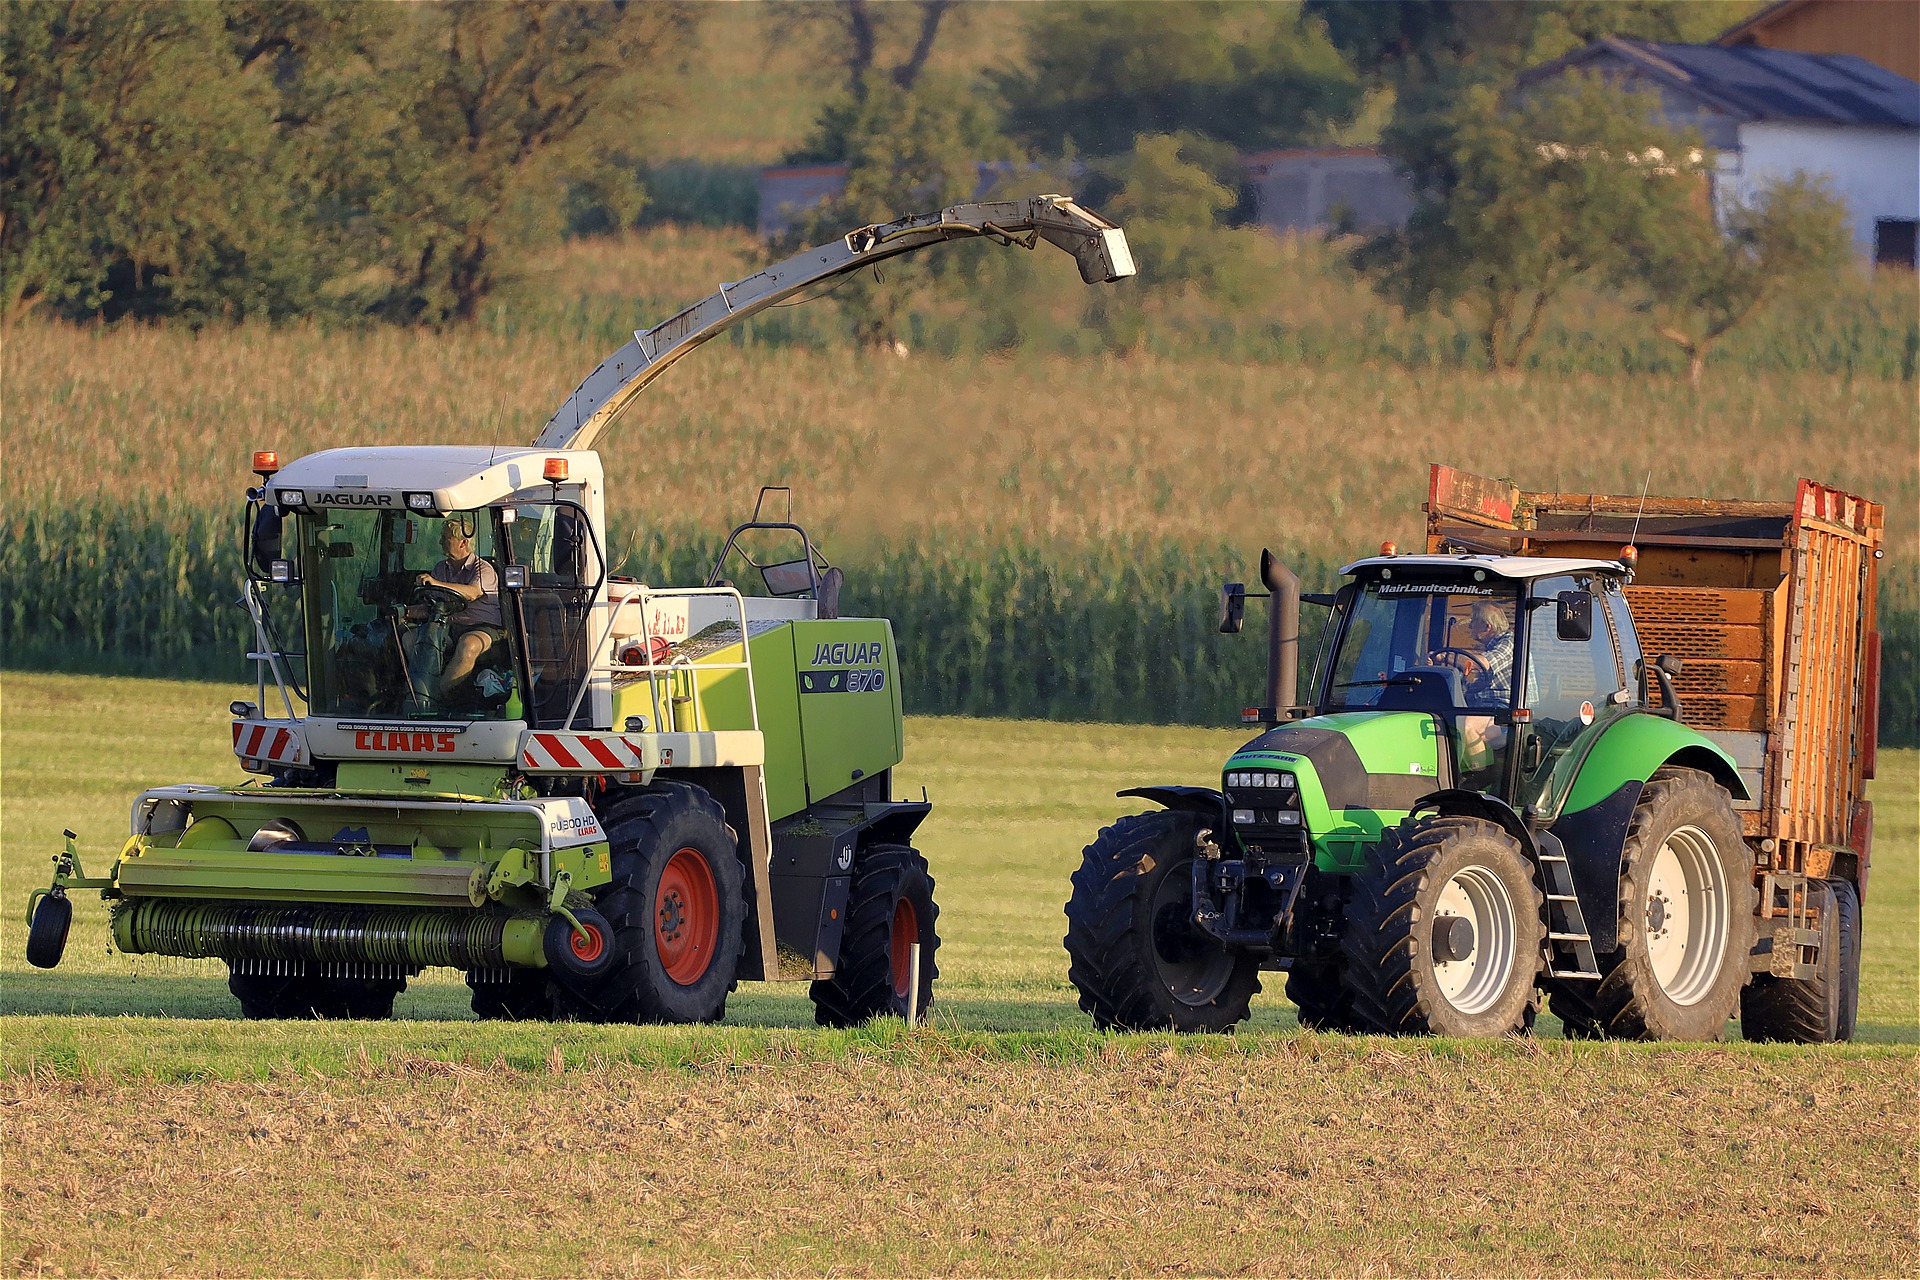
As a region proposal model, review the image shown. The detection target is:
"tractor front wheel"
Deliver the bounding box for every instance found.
[551,782,745,1025]
[1285,960,1367,1033]
[1064,811,1259,1032]
[1341,815,1544,1037]
[810,843,940,1026]
[1554,768,1755,1041]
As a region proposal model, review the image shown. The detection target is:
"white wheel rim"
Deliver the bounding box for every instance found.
[1645,824,1730,1006]
[1430,866,1517,1015]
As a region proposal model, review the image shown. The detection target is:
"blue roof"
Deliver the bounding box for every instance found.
[1521,37,1920,128]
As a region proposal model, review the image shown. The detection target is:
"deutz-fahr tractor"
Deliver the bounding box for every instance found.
[25,197,1135,1024]
[1067,467,1880,1042]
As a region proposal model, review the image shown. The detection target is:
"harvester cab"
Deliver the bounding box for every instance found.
[28,196,1136,1027]
[1069,466,1878,1045]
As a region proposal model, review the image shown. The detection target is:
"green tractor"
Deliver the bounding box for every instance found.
[25,196,1135,1023]
[1067,469,1879,1041]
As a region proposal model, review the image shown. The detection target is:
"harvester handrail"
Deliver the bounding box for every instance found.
[242,580,303,722]
[532,195,1134,452]
[563,583,760,736]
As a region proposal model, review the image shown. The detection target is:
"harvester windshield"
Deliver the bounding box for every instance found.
[301,507,516,720]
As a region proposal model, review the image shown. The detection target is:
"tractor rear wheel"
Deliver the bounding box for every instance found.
[551,782,745,1025]
[809,843,940,1026]
[1553,768,1755,1041]
[1740,877,1860,1043]
[1064,810,1259,1032]
[1340,815,1544,1037]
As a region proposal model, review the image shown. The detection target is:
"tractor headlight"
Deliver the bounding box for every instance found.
[1231,809,1255,824]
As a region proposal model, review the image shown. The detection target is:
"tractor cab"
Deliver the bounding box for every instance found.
[1314,554,1643,811]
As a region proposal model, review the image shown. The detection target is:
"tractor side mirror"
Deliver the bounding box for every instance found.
[501,565,529,590]
[248,505,283,577]
[1219,582,1246,634]
[1556,590,1594,642]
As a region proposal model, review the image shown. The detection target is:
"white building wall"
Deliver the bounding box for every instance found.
[1727,121,1920,257]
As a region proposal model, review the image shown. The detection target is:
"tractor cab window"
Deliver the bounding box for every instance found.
[1520,572,1631,804]
[1325,577,1521,714]
[302,508,516,719]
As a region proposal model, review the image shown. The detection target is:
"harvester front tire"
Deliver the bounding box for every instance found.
[810,843,940,1026]
[1340,815,1544,1038]
[553,782,745,1025]
[1556,768,1755,1042]
[468,970,553,1021]
[1064,811,1259,1033]
[1740,877,1860,1043]
[25,894,72,969]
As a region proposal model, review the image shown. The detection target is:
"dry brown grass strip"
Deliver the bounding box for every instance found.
[3,1043,1912,1277]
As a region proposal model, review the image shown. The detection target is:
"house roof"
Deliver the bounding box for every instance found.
[1517,36,1920,128]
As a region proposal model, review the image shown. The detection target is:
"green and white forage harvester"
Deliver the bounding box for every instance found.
[1068,465,1882,1042]
[26,196,1135,1023]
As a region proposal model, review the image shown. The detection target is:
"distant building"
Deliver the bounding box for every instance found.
[1240,147,1414,236]
[1517,37,1920,268]
[1718,0,1919,84]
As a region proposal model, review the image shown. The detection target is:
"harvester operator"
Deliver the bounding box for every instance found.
[416,513,503,697]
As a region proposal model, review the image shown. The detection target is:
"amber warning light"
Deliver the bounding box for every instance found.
[543,457,569,482]
[252,451,280,477]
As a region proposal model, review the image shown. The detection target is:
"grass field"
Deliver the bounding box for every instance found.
[2,671,1915,1275]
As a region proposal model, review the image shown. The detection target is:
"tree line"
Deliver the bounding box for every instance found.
[4,1,1854,380]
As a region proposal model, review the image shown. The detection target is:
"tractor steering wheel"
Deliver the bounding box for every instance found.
[1432,647,1492,683]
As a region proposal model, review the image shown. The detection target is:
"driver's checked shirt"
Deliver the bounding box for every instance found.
[431,553,502,629]
[1472,631,1515,705]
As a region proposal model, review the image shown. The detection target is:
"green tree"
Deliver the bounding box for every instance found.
[357,1,696,325]
[1359,75,1700,373]
[1632,175,1853,385]
[993,2,1363,160]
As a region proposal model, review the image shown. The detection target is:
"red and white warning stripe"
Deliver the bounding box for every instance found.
[518,731,647,773]
[231,720,307,767]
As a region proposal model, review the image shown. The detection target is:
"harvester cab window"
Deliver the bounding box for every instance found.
[504,502,601,728]
[301,508,515,720]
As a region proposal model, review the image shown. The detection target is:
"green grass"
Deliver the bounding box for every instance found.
[2,671,1915,1277]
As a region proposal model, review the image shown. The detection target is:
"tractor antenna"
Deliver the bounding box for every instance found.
[1629,471,1653,547]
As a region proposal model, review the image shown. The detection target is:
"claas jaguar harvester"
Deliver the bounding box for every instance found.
[1067,465,1880,1042]
[25,197,1134,1024]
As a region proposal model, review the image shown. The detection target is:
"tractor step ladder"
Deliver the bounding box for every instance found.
[1537,846,1601,979]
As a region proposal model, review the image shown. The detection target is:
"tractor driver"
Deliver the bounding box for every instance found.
[416,513,504,697]
[1439,600,1516,778]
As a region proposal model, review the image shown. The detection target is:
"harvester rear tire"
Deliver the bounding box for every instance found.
[1284,961,1366,1034]
[1740,877,1860,1043]
[1556,768,1755,1041]
[810,843,940,1026]
[1339,815,1543,1038]
[1064,811,1259,1033]
[468,970,553,1021]
[552,782,745,1025]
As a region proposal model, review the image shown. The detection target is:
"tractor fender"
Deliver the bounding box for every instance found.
[1561,713,1749,815]
[1408,789,1536,858]
[1116,786,1226,819]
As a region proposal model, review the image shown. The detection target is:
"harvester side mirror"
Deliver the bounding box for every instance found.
[248,505,283,577]
[1219,582,1247,634]
[268,559,297,585]
[1555,590,1594,642]
[502,565,529,590]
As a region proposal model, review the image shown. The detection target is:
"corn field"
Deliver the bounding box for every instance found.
[3,500,1910,742]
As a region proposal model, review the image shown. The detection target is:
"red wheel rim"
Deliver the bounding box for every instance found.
[655,847,719,985]
[569,920,606,964]
[890,897,919,999]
